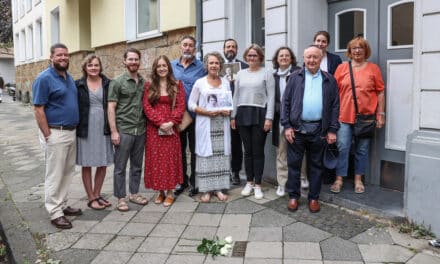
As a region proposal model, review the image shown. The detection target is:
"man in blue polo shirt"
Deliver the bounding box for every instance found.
[171,36,206,196]
[33,43,82,229]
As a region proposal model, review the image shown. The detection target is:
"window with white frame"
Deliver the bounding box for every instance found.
[14,33,19,61]
[13,0,18,22]
[251,0,265,49]
[25,0,31,12]
[35,19,43,58]
[389,1,413,48]
[26,24,33,59]
[19,30,26,61]
[19,0,25,17]
[136,0,159,37]
[336,9,366,51]
[50,7,60,45]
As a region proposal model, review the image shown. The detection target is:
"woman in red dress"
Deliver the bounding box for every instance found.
[143,55,185,207]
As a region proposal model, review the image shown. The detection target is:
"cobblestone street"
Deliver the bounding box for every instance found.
[1,94,439,264]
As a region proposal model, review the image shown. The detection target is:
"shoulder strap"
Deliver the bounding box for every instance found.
[348,61,359,114]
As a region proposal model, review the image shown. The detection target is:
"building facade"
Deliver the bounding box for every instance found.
[12,0,440,235]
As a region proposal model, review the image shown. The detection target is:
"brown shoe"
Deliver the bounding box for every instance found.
[287,198,299,212]
[163,195,175,207]
[308,199,320,213]
[154,192,165,204]
[51,216,72,229]
[63,206,83,216]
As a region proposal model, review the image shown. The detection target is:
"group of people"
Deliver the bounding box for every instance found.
[32,30,385,229]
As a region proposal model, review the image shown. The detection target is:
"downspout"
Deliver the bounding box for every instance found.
[196,0,203,60]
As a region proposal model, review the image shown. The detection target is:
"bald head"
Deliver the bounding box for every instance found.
[303,45,323,74]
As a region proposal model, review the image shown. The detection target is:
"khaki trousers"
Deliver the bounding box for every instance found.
[40,129,77,220]
[276,131,307,187]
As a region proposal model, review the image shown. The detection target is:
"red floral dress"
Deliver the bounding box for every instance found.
[142,82,185,190]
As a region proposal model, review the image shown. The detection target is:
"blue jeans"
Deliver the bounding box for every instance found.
[335,122,370,177]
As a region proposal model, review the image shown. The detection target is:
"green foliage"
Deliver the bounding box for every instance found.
[0,0,13,45]
[197,236,233,258]
[399,220,435,239]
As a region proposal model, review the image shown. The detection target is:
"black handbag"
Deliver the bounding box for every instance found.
[349,61,376,138]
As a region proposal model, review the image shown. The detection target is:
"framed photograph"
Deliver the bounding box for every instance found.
[206,91,233,111]
[220,62,241,82]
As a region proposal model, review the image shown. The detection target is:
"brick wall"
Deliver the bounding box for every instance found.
[14,27,196,104]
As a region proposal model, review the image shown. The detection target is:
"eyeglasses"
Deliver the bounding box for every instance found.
[352,47,364,51]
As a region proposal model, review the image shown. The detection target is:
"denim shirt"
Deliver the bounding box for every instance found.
[171,58,206,119]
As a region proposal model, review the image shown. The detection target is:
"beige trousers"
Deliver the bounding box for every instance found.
[276,131,307,187]
[40,129,77,220]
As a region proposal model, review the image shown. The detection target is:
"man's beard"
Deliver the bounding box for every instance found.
[182,53,194,59]
[53,62,69,72]
[126,64,139,73]
[225,51,236,61]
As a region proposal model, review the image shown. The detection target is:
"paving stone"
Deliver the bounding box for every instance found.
[283,222,332,242]
[118,222,155,236]
[320,236,363,261]
[217,226,249,241]
[284,260,323,264]
[103,235,144,252]
[407,253,440,264]
[51,249,99,264]
[71,233,114,250]
[358,244,415,262]
[137,237,178,254]
[387,227,429,251]
[181,225,218,240]
[46,232,82,251]
[65,220,99,233]
[127,253,168,264]
[220,214,251,227]
[265,197,375,239]
[248,227,282,242]
[250,208,296,227]
[196,202,226,214]
[284,242,321,260]
[350,227,394,244]
[244,259,282,264]
[225,198,266,214]
[172,238,200,255]
[91,251,133,264]
[167,201,199,212]
[245,241,282,258]
[165,254,205,264]
[189,213,222,226]
[139,203,170,213]
[149,223,186,238]
[102,210,137,222]
[74,208,111,221]
[130,211,164,223]
[204,256,244,263]
[324,260,362,264]
[161,211,193,224]
[88,221,126,234]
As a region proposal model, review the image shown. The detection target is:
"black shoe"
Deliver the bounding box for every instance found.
[188,186,199,197]
[51,216,72,229]
[62,206,83,216]
[232,172,241,185]
[174,183,188,196]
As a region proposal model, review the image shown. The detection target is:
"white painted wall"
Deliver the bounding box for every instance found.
[12,0,46,65]
[0,59,16,84]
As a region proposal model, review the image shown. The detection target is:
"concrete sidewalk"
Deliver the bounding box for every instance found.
[1,95,439,264]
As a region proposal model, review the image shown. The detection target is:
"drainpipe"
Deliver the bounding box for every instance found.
[196,0,203,60]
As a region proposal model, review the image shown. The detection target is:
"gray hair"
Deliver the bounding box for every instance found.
[203,51,225,72]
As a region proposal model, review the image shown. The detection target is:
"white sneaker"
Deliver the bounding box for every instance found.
[254,186,264,199]
[301,177,309,189]
[241,183,254,196]
[276,185,285,197]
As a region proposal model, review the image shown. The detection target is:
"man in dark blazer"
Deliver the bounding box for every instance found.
[223,38,248,185]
